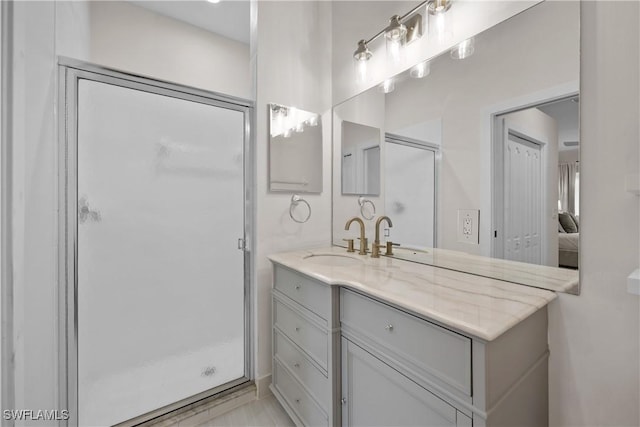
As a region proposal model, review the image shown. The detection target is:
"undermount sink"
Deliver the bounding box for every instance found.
[303,253,363,267]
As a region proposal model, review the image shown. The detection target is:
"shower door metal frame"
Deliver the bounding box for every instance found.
[57,57,255,427]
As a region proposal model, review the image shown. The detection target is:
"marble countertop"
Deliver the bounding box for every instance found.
[268,246,557,342]
[391,246,579,294]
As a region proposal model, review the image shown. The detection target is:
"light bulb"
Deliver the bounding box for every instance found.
[451,37,474,59]
[379,79,395,94]
[410,61,431,78]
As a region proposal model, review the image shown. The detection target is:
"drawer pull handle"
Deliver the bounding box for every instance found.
[385,324,394,331]
[295,284,301,290]
[294,362,300,368]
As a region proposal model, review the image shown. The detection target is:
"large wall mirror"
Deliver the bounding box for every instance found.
[332,1,581,294]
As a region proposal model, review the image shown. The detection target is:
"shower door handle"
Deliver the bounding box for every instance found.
[79,196,101,224]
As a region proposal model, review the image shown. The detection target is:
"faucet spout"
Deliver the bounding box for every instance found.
[374,216,393,246]
[371,216,393,258]
[345,217,367,255]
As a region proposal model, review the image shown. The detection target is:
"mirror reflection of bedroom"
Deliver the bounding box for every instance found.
[493,96,579,270]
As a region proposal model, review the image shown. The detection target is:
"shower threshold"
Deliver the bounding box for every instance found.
[116,379,255,427]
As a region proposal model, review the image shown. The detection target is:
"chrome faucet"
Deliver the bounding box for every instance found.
[372,216,393,258]
[345,217,368,255]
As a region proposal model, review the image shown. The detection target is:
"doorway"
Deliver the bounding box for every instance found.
[492,94,579,268]
[59,60,253,426]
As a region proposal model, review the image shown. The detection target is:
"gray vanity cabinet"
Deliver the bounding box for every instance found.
[271,263,550,427]
[340,288,549,427]
[271,265,341,427]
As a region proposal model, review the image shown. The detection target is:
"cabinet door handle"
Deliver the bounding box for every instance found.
[295,398,301,404]
[295,327,300,332]
[294,362,300,368]
[341,398,347,405]
[385,324,394,331]
[295,284,301,290]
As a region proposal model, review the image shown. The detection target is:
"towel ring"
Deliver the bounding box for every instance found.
[358,196,376,221]
[289,194,311,223]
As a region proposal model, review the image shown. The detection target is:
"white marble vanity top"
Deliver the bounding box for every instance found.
[268,247,557,342]
[392,246,579,294]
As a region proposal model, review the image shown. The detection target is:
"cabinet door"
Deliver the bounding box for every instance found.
[341,338,459,427]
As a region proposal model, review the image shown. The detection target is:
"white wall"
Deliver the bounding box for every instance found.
[88,1,250,99]
[254,0,332,390]
[548,2,640,426]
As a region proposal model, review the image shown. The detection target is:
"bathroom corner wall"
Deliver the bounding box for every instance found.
[254,0,332,389]
[548,2,640,426]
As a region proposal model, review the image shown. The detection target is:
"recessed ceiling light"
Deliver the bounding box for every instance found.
[207,0,221,4]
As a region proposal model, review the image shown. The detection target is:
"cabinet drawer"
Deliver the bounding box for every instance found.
[274,266,330,320]
[274,330,329,411]
[340,289,472,396]
[274,297,328,370]
[274,360,328,427]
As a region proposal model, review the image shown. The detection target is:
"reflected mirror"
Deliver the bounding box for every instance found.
[342,121,381,195]
[332,1,580,294]
[269,104,323,193]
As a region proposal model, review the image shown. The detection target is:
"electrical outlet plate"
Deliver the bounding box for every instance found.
[457,209,479,244]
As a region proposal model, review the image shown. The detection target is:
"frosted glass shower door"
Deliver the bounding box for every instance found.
[76,79,246,426]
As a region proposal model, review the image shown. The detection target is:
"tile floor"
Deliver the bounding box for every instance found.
[194,395,294,427]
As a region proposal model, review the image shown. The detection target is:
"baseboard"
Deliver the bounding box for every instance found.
[256,374,273,400]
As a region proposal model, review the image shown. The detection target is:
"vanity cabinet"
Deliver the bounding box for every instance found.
[340,288,549,427]
[271,261,551,427]
[271,265,341,427]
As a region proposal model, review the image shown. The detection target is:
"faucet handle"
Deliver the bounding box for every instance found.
[385,241,400,256]
[342,238,355,253]
[357,237,369,255]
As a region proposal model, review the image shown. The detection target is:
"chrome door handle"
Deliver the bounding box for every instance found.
[78,196,101,224]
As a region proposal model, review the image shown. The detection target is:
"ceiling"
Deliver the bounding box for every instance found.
[131,0,250,44]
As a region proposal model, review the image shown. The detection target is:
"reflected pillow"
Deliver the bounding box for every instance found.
[559,212,578,233]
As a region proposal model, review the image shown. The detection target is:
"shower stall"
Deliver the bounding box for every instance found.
[58,60,253,426]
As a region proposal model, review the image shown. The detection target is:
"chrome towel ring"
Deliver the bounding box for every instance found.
[290,194,311,223]
[358,196,376,220]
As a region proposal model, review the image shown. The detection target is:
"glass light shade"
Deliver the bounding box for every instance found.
[379,79,395,94]
[354,57,369,84]
[428,0,452,15]
[306,115,319,127]
[451,37,475,59]
[429,10,452,43]
[410,61,431,78]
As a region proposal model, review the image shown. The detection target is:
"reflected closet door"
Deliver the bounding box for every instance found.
[76,79,246,426]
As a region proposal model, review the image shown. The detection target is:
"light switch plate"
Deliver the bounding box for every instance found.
[457,209,479,244]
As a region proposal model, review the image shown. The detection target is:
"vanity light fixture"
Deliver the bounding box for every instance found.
[451,37,475,59]
[410,61,431,78]
[352,0,450,81]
